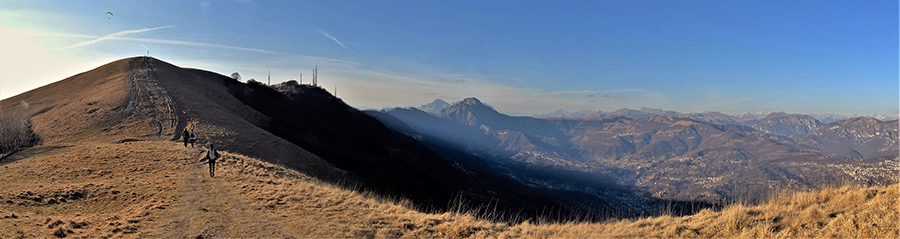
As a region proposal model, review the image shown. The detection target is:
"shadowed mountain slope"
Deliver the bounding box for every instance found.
[376,107,506,158]
[226,80,624,218]
[439,98,582,163]
[227,80,467,208]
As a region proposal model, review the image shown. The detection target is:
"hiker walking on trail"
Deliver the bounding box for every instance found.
[189,130,196,148]
[182,129,190,147]
[204,144,221,178]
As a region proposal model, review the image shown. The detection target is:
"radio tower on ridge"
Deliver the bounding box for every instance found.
[313,65,318,87]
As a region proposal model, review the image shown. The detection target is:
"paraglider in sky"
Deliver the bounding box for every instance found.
[106,12,113,19]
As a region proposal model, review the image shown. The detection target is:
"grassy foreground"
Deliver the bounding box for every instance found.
[1,142,897,238]
[507,184,898,238]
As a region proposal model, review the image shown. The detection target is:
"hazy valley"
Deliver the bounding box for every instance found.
[375,97,898,206]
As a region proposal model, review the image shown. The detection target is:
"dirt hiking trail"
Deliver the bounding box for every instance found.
[144,147,291,238]
[125,56,182,141]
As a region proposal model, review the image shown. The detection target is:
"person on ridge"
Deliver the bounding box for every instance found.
[203,144,221,178]
[189,130,197,148]
[181,129,190,147]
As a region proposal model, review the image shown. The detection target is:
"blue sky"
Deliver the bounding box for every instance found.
[1,0,897,116]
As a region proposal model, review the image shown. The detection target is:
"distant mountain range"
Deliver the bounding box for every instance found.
[378,98,899,205]
[533,108,899,124]
[417,99,451,115]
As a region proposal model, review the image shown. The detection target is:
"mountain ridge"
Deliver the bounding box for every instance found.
[380,97,898,204]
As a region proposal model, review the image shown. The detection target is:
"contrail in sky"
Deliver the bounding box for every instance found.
[116,37,280,55]
[314,29,354,52]
[58,25,173,50]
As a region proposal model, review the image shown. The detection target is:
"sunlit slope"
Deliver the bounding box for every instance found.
[0,58,141,144]
[1,56,343,181]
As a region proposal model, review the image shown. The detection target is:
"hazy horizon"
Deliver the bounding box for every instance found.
[405,97,900,118]
[1,1,897,116]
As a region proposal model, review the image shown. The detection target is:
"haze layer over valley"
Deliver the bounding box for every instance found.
[375,98,898,205]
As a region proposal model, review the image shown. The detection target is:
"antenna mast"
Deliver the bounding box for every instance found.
[268,71,271,85]
[313,65,318,87]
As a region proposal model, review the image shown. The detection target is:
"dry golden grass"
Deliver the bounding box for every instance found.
[227,158,900,238]
[489,184,899,238]
[0,142,207,238]
[1,141,897,238]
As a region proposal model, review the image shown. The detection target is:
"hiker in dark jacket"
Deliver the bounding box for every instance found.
[203,144,221,178]
[189,130,197,148]
[182,129,190,147]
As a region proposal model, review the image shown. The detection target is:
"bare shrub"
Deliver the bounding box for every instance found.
[0,110,40,154]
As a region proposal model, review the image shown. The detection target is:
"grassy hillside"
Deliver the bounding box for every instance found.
[1,57,895,238]
[1,141,896,238]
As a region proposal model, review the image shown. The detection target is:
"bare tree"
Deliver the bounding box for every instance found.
[231,72,242,81]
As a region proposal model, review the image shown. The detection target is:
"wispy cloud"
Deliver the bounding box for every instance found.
[235,0,254,3]
[43,31,280,55]
[116,37,280,55]
[57,25,173,50]
[200,2,211,13]
[544,90,626,101]
[313,29,353,52]
[35,33,95,39]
